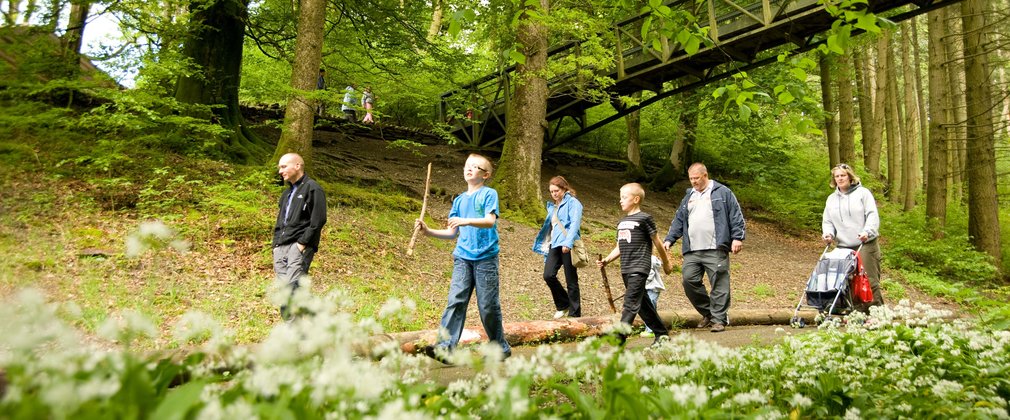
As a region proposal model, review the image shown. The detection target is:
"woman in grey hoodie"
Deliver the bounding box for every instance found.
[821,163,883,309]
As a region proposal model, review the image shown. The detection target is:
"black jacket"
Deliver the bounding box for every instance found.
[273,175,327,249]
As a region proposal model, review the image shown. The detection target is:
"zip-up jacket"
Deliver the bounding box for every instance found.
[273,175,327,249]
[665,180,746,254]
[532,192,583,256]
[822,182,879,248]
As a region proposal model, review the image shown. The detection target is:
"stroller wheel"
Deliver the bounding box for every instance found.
[789,316,805,329]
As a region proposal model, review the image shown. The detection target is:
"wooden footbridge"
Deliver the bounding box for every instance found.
[438,0,960,150]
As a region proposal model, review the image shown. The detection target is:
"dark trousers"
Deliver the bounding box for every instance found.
[273,243,316,320]
[682,249,731,325]
[544,246,581,316]
[620,272,668,336]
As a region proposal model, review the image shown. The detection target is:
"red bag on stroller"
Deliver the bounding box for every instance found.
[852,251,873,303]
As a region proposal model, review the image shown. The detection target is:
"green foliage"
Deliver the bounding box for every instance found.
[884,206,999,286]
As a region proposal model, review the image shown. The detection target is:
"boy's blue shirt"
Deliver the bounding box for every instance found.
[449,185,499,260]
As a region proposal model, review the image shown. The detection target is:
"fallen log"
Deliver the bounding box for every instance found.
[370,308,823,355]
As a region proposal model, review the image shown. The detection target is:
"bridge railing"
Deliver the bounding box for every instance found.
[439,0,814,145]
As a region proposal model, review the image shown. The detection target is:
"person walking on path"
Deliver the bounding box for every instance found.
[532,176,584,319]
[821,163,883,310]
[273,153,327,320]
[342,84,357,121]
[663,163,745,333]
[640,255,667,337]
[598,183,674,346]
[414,154,512,364]
[360,86,375,124]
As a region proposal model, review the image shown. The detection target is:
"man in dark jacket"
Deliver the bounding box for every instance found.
[663,163,745,333]
[274,153,327,319]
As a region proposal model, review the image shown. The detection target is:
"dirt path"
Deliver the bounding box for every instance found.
[307,126,959,329]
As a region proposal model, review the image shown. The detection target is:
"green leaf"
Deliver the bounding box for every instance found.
[790,68,807,81]
[652,38,662,52]
[642,16,653,40]
[738,103,751,120]
[713,86,727,98]
[778,91,795,104]
[742,79,756,89]
[448,19,461,38]
[150,381,205,420]
[685,37,701,55]
[649,0,662,8]
[855,13,880,34]
[510,50,527,65]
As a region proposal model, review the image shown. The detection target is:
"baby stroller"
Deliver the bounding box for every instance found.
[790,244,863,327]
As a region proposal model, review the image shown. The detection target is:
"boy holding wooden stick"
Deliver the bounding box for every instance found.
[414,153,511,363]
[597,183,674,346]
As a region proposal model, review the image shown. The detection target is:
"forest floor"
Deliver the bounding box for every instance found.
[294,119,962,329]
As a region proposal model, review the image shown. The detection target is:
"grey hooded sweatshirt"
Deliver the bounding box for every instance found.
[821,182,879,248]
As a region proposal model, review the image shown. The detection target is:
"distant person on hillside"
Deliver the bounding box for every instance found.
[597,183,673,346]
[273,153,327,321]
[316,68,327,117]
[640,254,666,337]
[361,86,375,124]
[342,84,357,121]
[821,163,882,311]
[663,163,745,333]
[414,153,511,364]
[532,175,584,319]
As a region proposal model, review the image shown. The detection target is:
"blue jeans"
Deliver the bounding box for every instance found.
[643,289,660,333]
[437,255,511,355]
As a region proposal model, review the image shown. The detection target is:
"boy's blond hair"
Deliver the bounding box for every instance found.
[468,153,494,177]
[621,183,645,201]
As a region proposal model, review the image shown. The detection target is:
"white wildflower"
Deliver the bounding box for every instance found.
[732,389,767,406]
[789,393,812,408]
[931,380,963,398]
[843,407,861,420]
[668,382,710,408]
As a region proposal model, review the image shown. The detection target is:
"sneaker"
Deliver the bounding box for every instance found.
[420,345,454,365]
[553,309,569,319]
[650,335,671,347]
[710,323,725,333]
[639,330,655,338]
[697,317,713,329]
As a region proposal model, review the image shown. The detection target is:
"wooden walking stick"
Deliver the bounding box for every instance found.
[598,253,618,313]
[407,162,432,256]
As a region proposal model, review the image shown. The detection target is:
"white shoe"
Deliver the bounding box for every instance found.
[553,309,569,319]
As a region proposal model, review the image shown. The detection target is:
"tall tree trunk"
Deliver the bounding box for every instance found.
[427,0,442,42]
[62,0,89,77]
[926,6,949,238]
[998,48,1010,139]
[960,0,1002,267]
[871,37,888,178]
[884,31,904,203]
[854,49,876,173]
[3,0,19,26]
[837,50,856,165]
[900,24,920,211]
[651,104,695,192]
[945,6,967,203]
[272,0,326,167]
[42,0,60,31]
[820,55,839,168]
[626,91,645,179]
[911,16,929,188]
[175,0,265,164]
[497,0,549,219]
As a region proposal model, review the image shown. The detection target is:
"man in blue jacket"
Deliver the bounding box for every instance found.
[274,153,327,320]
[663,163,745,333]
